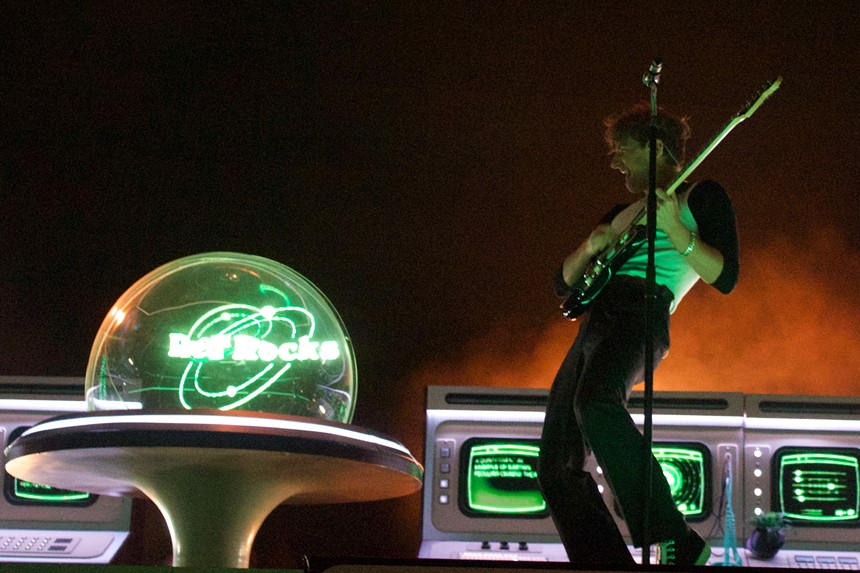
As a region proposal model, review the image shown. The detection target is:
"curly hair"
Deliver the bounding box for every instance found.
[603,102,691,166]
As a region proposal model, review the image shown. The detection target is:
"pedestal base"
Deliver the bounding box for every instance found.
[5,411,423,568]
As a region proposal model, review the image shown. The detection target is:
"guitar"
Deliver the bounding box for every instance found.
[560,76,782,320]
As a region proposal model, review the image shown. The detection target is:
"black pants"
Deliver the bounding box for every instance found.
[538,276,687,564]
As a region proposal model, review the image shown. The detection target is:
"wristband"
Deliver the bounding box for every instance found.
[681,231,697,257]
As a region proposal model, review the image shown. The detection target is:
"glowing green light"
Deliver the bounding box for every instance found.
[260,305,276,319]
[654,446,707,518]
[14,479,92,503]
[662,464,684,496]
[170,333,339,363]
[167,299,342,411]
[466,443,547,515]
[777,450,859,523]
[85,252,357,422]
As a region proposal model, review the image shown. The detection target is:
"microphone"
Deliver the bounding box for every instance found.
[642,59,662,86]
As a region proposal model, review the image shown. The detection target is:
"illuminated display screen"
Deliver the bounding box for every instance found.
[5,478,95,505]
[653,443,711,521]
[457,439,710,520]
[459,438,549,517]
[3,427,97,507]
[773,447,860,526]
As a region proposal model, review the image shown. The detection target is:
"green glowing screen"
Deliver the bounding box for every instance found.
[461,439,548,516]
[654,444,710,520]
[7,478,94,506]
[775,448,859,524]
[457,439,709,520]
[3,427,96,507]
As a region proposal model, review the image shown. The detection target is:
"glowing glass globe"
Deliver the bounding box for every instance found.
[85,252,356,423]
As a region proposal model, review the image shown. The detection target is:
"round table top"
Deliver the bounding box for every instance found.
[4,410,424,503]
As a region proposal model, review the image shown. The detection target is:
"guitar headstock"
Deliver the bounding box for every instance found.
[737,76,783,120]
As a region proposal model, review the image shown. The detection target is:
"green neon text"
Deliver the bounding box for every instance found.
[156,290,347,412]
[168,333,340,362]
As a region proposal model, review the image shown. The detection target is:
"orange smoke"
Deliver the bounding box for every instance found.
[402,229,859,419]
[382,228,860,554]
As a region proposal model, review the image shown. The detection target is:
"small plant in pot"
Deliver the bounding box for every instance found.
[746,511,790,559]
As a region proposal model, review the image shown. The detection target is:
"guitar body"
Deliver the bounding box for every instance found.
[560,265,612,320]
[560,226,646,320]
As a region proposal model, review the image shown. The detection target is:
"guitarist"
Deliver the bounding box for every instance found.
[537,102,739,566]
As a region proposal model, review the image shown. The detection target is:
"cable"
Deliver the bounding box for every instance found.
[715,451,743,566]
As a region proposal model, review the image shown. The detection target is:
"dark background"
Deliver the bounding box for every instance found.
[2,2,858,567]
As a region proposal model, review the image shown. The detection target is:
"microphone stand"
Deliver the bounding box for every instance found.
[641,58,662,566]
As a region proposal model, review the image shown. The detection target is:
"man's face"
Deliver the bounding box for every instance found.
[609,137,651,195]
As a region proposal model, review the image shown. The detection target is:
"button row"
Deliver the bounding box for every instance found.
[0,536,75,554]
